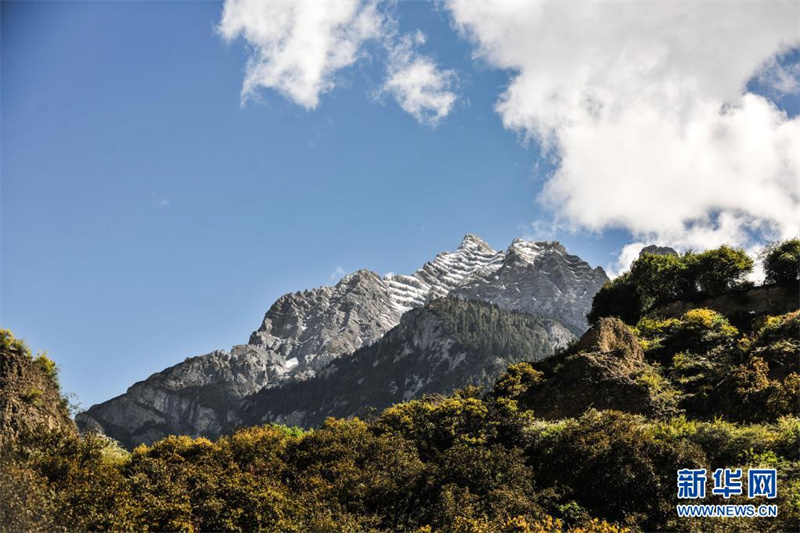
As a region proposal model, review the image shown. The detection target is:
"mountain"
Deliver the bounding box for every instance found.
[236,298,574,428]
[453,239,608,336]
[76,235,608,447]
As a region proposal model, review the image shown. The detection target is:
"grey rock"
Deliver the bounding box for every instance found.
[639,245,679,257]
[453,239,609,335]
[78,348,277,448]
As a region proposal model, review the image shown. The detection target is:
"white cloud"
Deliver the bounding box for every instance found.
[329,266,347,282]
[218,1,457,124]
[756,56,800,96]
[218,0,384,108]
[606,242,646,279]
[382,31,458,126]
[446,1,800,263]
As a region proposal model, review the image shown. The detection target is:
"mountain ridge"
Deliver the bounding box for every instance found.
[77,234,608,447]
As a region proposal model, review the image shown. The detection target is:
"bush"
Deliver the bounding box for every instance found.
[528,410,706,530]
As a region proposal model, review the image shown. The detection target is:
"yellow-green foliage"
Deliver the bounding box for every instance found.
[0,329,30,357]
[1,330,62,394]
[637,309,738,342]
[20,388,43,407]
[3,404,799,532]
[634,316,680,339]
[629,309,799,422]
[491,363,544,400]
[33,353,58,382]
[3,303,799,532]
[752,311,800,368]
[378,395,491,452]
[682,308,738,335]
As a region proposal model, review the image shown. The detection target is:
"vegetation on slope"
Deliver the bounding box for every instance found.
[588,239,799,325]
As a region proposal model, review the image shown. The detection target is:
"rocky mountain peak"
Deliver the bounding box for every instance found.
[77,233,609,447]
[505,239,567,264]
[457,233,495,253]
[453,239,609,335]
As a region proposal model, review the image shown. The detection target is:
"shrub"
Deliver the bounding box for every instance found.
[528,410,705,531]
[20,388,43,406]
[492,363,544,401]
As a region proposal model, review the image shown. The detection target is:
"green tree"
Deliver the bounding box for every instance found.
[763,238,800,286]
[587,275,646,325]
[589,245,754,325]
[687,245,753,296]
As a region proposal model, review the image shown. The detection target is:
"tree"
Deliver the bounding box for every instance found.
[763,239,800,286]
[588,245,754,325]
[587,275,646,325]
[628,252,691,307]
[687,245,753,296]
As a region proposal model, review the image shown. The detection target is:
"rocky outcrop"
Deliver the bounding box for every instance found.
[77,234,607,447]
[654,284,799,323]
[76,347,281,448]
[0,330,75,442]
[518,318,656,419]
[639,245,678,257]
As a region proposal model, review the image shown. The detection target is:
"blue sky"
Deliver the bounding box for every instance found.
[2,1,797,408]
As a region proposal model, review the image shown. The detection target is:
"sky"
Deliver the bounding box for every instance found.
[2,0,798,409]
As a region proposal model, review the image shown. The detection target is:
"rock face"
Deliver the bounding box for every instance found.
[639,245,678,257]
[654,285,799,325]
[77,235,608,447]
[454,239,608,335]
[77,348,279,447]
[1,330,75,442]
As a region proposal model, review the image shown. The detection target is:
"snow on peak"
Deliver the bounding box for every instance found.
[385,234,503,313]
[507,239,568,264]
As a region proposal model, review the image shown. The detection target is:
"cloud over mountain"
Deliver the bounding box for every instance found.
[446,0,799,260]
